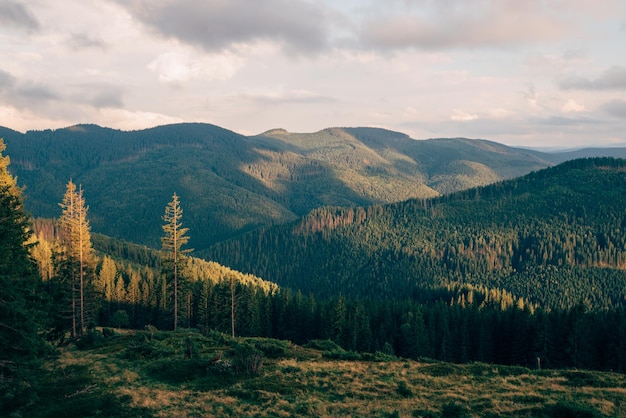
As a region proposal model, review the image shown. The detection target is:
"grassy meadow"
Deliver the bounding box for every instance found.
[10,329,626,417]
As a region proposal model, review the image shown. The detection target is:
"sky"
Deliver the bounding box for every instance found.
[1,0,626,149]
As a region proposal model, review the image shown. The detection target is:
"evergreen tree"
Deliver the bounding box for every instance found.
[56,180,96,337]
[0,138,47,401]
[160,193,191,330]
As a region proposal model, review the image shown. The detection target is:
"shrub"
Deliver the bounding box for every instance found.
[361,351,397,362]
[231,343,264,375]
[440,401,470,418]
[305,339,343,351]
[75,330,105,350]
[145,358,207,383]
[246,338,289,358]
[561,370,608,388]
[322,349,362,361]
[101,327,116,338]
[546,400,601,418]
[420,363,462,377]
[396,380,413,398]
[123,335,175,360]
[202,329,233,346]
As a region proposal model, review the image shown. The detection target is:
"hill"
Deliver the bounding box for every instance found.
[9,329,624,417]
[0,122,596,251]
[202,158,626,310]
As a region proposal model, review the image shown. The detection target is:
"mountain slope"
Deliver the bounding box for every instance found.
[202,158,626,310]
[2,123,621,250]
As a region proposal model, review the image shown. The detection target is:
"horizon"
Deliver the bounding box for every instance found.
[1,1,626,149]
[4,121,626,153]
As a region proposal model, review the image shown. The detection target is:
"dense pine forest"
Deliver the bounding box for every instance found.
[3,132,626,415]
[203,158,626,310]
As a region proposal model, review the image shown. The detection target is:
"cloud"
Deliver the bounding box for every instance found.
[113,0,331,54]
[450,110,479,121]
[356,0,566,50]
[0,69,17,88]
[16,84,58,101]
[560,66,626,90]
[603,99,626,118]
[0,0,39,31]
[73,85,125,109]
[238,89,338,106]
[561,99,585,113]
[147,49,244,82]
[66,33,108,50]
[0,70,56,108]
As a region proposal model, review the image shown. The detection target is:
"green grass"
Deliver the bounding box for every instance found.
[7,329,626,417]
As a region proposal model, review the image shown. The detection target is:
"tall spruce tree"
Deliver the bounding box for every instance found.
[57,180,95,337]
[161,193,191,331]
[0,138,46,383]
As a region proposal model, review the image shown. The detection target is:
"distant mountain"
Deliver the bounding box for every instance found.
[544,147,626,164]
[2,123,624,250]
[202,158,626,311]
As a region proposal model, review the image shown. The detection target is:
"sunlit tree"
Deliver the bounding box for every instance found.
[57,180,95,337]
[161,192,192,330]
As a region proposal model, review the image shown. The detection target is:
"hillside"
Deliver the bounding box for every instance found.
[9,329,625,417]
[0,123,580,251]
[202,158,626,310]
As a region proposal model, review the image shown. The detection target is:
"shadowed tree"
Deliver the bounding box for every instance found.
[161,193,192,331]
[0,138,47,392]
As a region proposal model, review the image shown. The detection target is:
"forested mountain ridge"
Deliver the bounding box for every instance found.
[4,122,623,251]
[202,158,626,311]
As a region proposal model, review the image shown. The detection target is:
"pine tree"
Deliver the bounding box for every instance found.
[0,138,47,381]
[57,180,95,336]
[228,273,237,337]
[161,193,191,331]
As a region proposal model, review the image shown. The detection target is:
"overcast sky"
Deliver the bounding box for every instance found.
[1,0,626,148]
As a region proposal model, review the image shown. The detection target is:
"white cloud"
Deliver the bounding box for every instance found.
[147,48,244,83]
[450,110,479,122]
[97,108,185,130]
[561,99,585,113]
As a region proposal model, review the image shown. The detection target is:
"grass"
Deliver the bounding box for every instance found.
[10,329,626,417]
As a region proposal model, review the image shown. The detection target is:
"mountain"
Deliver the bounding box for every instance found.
[2,123,624,251]
[202,158,626,311]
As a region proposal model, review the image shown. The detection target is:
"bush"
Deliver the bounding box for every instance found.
[145,358,207,383]
[231,343,264,375]
[75,330,105,350]
[124,335,175,360]
[321,348,362,360]
[102,327,116,338]
[560,370,608,388]
[440,401,470,418]
[246,338,289,358]
[420,363,462,377]
[202,329,233,346]
[545,400,601,418]
[305,339,343,351]
[361,351,397,362]
[396,380,413,398]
